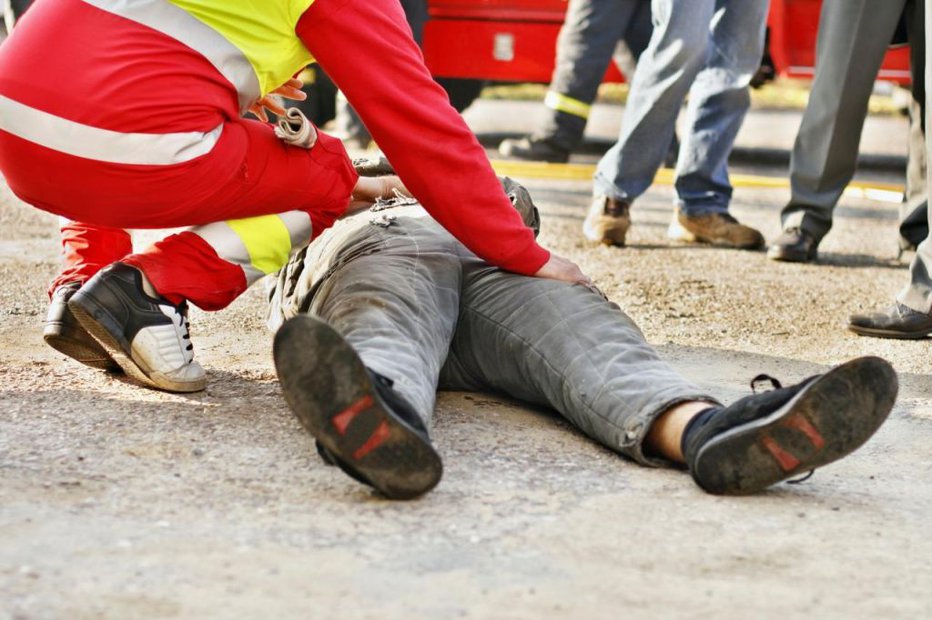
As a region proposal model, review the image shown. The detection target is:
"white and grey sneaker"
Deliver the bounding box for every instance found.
[68,263,206,393]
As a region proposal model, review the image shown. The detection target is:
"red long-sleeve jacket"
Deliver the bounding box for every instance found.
[0,0,550,275]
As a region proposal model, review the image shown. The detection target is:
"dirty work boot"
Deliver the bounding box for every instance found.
[583,196,631,246]
[767,227,821,263]
[667,207,765,249]
[273,315,442,500]
[498,135,570,163]
[682,357,897,495]
[44,282,120,372]
[67,263,206,393]
[848,303,932,339]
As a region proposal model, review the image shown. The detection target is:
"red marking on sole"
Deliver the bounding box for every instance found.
[353,419,391,460]
[331,395,374,435]
[782,413,826,449]
[761,436,801,472]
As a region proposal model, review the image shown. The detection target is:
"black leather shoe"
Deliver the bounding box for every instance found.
[848,303,932,339]
[44,282,121,372]
[684,357,896,495]
[274,315,442,499]
[498,136,570,163]
[767,227,820,262]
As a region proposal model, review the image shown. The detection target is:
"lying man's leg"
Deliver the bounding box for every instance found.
[441,259,898,494]
[271,211,463,499]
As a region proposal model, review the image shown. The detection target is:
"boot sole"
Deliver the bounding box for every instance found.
[847,324,932,340]
[68,289,206,393]
[273,315,442,500]
[766,247,818,263]
[668,219,765,250]
[692,357,897,495]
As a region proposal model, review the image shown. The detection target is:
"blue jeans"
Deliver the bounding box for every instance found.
[594,0,768,215]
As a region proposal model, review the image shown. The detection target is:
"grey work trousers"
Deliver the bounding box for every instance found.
[901,0,932,313]
[269,207,714,466]
[782,0,928,247]
[540,0,653,151]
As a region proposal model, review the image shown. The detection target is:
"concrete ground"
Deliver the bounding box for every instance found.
[1,103,931,619]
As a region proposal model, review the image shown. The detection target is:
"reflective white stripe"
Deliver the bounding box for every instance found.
[279,211,313,253]
[80,0,261,113]
[0,95,223,165]
[190,211,312,286]
[190,220,266,285]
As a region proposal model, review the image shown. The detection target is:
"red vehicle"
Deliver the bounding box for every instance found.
[423,0,911,107]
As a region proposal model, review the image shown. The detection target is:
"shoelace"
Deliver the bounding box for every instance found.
[749,373,815,485]
[750,374,783,393]
[174,302,195,362]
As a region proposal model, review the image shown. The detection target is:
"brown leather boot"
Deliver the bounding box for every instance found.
[667,207,764,250]
[582,196,631,246]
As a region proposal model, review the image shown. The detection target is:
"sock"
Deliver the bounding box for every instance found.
[680,406,722,463]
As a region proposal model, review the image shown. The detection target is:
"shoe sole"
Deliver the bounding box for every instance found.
[692,357,897,495]
[668,219,765,250]
[68,289,206,393]
[847,324,932,340]
[582,231,626,247]
[766,247,817,263]
[43,325,121,372]
[497,143,569,164]
[273,315,442,500]
[499,152,570,164]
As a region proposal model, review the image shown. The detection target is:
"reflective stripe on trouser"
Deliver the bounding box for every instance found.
[121,213,313,312]
[544,90,591,119]
[0,94,225,166]
[539,0,652,150]
[190,211,313,286]
[54,211,312,309]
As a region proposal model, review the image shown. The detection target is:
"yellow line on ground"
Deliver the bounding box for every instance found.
[489,159,905,197]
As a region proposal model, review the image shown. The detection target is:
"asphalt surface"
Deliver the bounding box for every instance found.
[1,102,930,619]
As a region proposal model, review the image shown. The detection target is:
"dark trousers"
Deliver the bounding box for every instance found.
[782,0,928,249]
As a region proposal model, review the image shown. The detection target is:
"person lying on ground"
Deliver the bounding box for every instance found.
[266,170,898,499]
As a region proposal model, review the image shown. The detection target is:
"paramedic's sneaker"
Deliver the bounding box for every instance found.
[274,315,442,500]
[583,195,631,246]
[682,357,896,495]
[667,207,765,249]
[67,263,206,393]
[44,282,120,372]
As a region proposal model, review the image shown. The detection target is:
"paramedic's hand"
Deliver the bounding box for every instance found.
[248,78,307,123]
[534,253,591,285]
